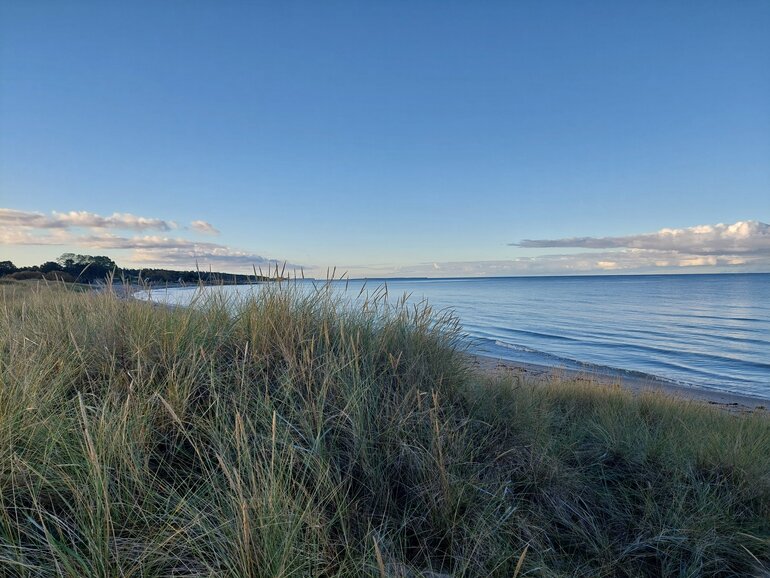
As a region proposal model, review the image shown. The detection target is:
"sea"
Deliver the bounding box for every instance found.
[135,273,770,400]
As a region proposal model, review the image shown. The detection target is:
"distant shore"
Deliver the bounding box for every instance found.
[472,354,769,413]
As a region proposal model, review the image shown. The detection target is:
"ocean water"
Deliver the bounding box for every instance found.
[136,274,770,400]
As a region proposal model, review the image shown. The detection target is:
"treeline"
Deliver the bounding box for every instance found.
[0,253,276,285]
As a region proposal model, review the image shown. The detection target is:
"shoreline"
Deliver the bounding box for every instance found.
[471,354,769,413]
[108,284,769,413]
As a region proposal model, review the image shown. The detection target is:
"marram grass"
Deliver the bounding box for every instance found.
[0,281,768,577]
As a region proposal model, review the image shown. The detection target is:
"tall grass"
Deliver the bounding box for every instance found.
[0,281,768,577]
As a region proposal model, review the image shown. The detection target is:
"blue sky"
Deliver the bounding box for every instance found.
[1,1,769,276]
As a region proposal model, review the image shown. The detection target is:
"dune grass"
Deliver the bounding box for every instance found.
[0,281,768,577]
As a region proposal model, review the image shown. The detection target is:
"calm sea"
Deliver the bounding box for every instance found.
[136,273,770,400]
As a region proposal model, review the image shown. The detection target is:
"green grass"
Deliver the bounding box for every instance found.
[0,282,768,577]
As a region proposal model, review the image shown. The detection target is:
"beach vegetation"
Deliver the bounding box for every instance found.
[0,281,768,576]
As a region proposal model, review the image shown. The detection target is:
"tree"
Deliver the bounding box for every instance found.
[88,255,118,269]
[57,253,77,269]
[0,261,17,276]
[40,261,63,274]
[54,253,119,281]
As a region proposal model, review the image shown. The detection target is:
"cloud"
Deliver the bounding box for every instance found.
[0,207,299,273]
[190,220,220,235]
[74,234,295,269]
[341,247,770,278]
[331,220,770,278]
[127,248,287,271]
[0,208,177,231]
[5,209,767,277]
[0,229,73,246]
[7,230,297,271]
[512,220,770,256]
[75,234,220,250]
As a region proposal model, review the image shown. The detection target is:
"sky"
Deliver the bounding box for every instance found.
[1,1,769,277]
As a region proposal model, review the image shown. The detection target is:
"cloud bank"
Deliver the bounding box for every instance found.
[502,220,769,276]
[4,210,767,277]
[0,208,293,272]
[339,220,770,278]
[512,220,770,256]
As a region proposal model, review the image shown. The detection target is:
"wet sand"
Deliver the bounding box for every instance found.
[472,354,769,414]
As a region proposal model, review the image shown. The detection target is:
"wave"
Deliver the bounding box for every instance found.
[465,326,770,373]
[485,338,692,386]
[481,337,765,389]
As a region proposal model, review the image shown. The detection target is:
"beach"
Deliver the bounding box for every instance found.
[472,354,769,413]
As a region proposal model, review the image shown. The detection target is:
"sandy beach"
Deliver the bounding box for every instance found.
[472,354,769,413]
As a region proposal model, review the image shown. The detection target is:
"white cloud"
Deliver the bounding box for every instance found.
[190,220,220,235]
[0,207,298,273]
[126,247,288,271]
[75,234,220,250]
[0,229,73,246]
[74,234,293,268]
[512,220,770,256]
[339,246,770,278]
[5,209,767,277]
[330,219,770,277]
[0,208,177,231]
[596,260,619,270]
